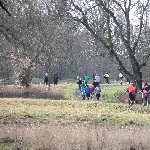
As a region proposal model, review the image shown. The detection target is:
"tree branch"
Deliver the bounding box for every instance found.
[96,0,141,72]
[71,0,132,78]
[140,49,150,68]
[0,25,12,42]
[71,0,109,48]
[113,0,125,13]
[0,0,11,16]
[132,1,149,52]
[96,0,129,48]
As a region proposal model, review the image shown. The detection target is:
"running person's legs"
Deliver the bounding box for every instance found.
[96,94,100,100]
[129,93,134,106]
[143,94,148,106]
[86,93,90,100]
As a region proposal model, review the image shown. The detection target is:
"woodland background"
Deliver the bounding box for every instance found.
[0,0,150,87]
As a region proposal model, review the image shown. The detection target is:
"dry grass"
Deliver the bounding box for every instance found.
[1,124,150,150]
[115,91,143,104]
[0,84,64,100]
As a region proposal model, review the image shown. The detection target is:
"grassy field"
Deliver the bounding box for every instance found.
[0,82,150,150]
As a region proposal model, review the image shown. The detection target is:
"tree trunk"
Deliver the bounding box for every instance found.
[131,71,142,90]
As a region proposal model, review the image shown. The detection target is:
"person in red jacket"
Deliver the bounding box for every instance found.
[126,83,136,106]
[90,84,95,100]
[141,83,149,106]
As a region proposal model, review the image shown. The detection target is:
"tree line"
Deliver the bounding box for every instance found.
[0,0,150,89]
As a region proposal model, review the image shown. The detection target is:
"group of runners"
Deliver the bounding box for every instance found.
[77,74,102,100]
[77,73,150,106]
[126,82,150,106]
[77,72,124,101]
[44,72,149,105]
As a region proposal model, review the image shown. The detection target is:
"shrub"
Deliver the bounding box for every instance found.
[115,91,142,104]
[0,85,64,100]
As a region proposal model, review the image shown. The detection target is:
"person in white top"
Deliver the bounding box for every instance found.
[94,74,100,87]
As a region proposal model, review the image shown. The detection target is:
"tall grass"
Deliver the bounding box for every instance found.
[1,124,150,150]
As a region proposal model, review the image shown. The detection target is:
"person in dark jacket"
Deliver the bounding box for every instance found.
[53,73,59,85]
[77,78,82,91]
[44,73,49,85]
[92,72,96,80]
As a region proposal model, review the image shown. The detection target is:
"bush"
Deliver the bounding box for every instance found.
[0,85,64,100]
[115,91,142,104]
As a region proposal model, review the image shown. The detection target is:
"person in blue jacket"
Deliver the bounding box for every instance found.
[95,85,102,100]
[81,86,86,100]
[85,85,91,100]
[80,81,86,90]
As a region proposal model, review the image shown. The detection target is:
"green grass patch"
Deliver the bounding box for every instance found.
[101,84,126,102]
[0,98,150,127]
[0,143,10,150]
[57,82,127,102]
[61,83,77,100]
[31,77,43,84]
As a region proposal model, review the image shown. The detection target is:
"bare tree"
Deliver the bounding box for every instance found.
[68,0,150,89]
[0,0,11,16]
[0,0,84,84]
